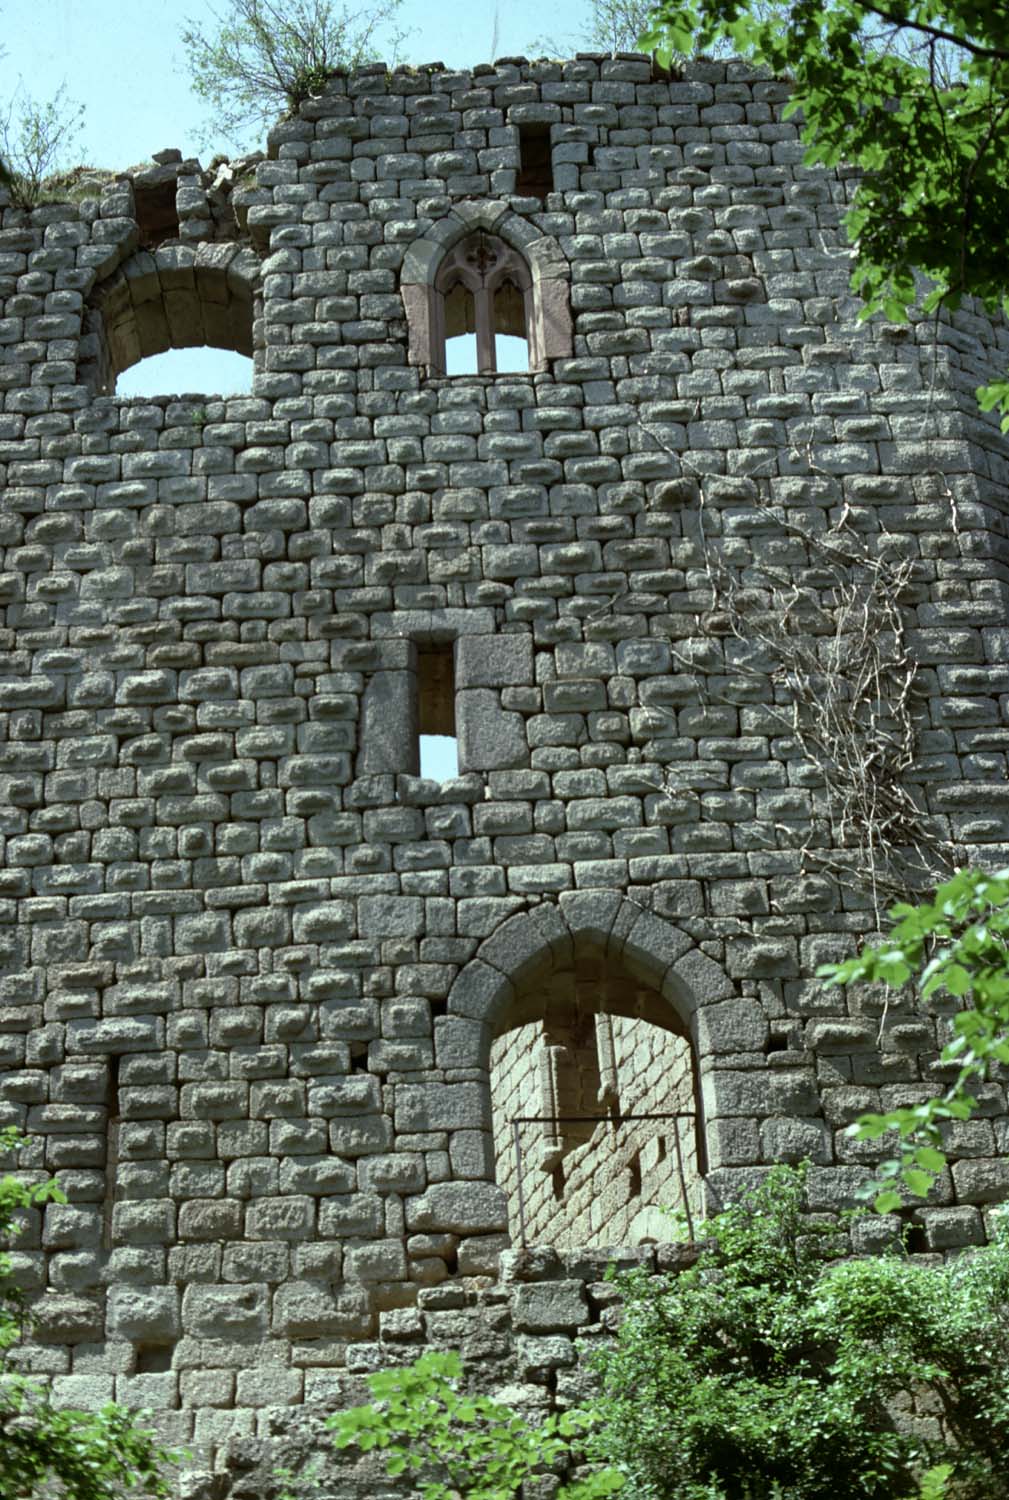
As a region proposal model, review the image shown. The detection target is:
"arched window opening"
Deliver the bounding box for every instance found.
[400,207,573,377]
[433,232,531,377]
[490,946,703,1249]
[80,246,258,398]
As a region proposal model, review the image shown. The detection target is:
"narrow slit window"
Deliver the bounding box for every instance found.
[418,643,458,780]
[516,124,553,198]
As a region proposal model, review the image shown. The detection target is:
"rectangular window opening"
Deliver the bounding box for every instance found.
[135,1343,174,1373]
[133,181,181,250]
[418,643,458,781]
[516,124,553,199]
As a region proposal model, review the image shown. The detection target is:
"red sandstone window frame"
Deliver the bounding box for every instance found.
[400,207,573,378]
[433,233,534,376]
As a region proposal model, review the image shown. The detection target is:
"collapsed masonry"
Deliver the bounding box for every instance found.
[1,49,1009,1497]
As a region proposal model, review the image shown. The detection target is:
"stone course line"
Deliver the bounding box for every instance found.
[1,50,1008,1497]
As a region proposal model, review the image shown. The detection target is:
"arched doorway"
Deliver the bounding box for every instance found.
[490,943,703,1248]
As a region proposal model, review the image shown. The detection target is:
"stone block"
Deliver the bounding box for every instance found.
[457,690,528,772]
[456,635,534,689]
[696,998,768,1055]
[318,1194,385,1238]
[272,1282,372,1338]
[31,1294,104,1344]
[405,1182,508,1235]
[512,1281,590,1333]
[106,1286,180,1341]
[245,1196,315,1240]
[358,894,425,938]
[357,669,418,776]
[181,1285,269,1340]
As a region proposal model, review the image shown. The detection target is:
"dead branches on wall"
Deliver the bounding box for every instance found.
[699,502,950,910]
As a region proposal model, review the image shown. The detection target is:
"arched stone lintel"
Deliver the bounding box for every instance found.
[447,894,736,1042]
[449,895,744,1199]
[83,242,262,391]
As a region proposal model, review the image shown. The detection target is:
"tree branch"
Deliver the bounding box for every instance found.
[857,3,1009,63]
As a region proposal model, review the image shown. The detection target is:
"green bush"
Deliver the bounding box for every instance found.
[0,1127,182,1499]
[329,1349,624,1499]
[589,1166,1009,1499]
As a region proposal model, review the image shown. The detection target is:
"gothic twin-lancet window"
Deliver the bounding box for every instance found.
[401,220,573,378]
[433,232,533,375]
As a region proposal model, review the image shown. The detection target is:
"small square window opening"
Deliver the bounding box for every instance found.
[516,124,554,198]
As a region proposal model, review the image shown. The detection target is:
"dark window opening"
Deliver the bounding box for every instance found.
[133,181,180,250]
[418,643,457,780]
[135,1343,174,1373]
[517,124,554,198]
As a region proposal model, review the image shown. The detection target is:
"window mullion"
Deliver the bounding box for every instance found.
[474,284,497,374]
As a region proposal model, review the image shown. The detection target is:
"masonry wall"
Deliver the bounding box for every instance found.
[2,50,1009,1495]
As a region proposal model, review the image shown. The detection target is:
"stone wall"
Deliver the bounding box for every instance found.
[1,48,1009,1493]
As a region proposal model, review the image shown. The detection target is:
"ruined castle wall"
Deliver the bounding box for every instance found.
[1,51,1009,1491]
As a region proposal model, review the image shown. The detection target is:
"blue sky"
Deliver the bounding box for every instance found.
[2,0,609,398]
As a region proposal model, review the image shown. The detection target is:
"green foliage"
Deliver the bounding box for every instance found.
[817,867,1009,1205]
[0,1129,182,1499]
[273,1456,326,1500]
[180,0,407,147]
[917,1466,954,1500]
[589,1166,1009,1499]
[639,1,1009,428]
[0,83,85,209]
[329,1349,624,1500]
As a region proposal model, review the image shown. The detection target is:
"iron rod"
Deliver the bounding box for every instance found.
[512,1117,528,1249]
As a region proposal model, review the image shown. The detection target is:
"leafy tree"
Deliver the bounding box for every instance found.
[589,1165,1009,1500]
[818,868,1009,1208]
[329,1349,624,1500]
[584,0,658,52]
[0,83,85,209]
[0,1128,181,1499]
[180,0,407,147]
[639,0,1009,428]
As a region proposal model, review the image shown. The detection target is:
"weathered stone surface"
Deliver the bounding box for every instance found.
[511,1280,590,1333]
[406,1182,509,1234]
[1,50,1005,1499]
